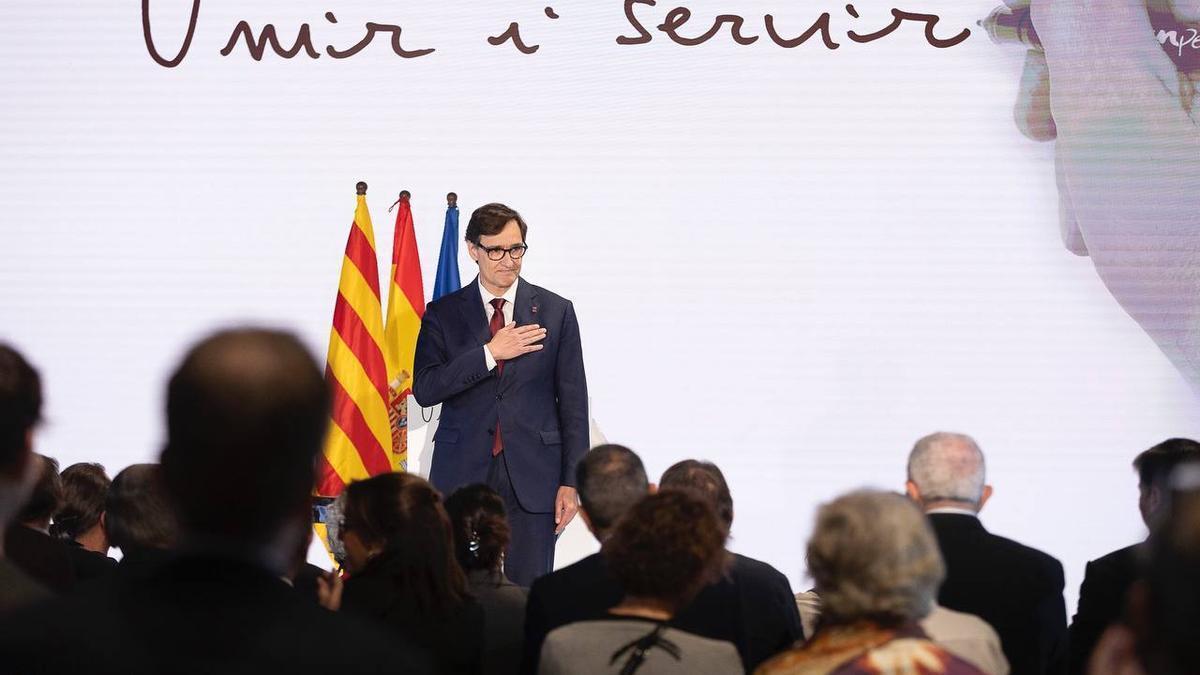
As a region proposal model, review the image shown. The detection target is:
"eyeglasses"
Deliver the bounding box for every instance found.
[474,242,528,261]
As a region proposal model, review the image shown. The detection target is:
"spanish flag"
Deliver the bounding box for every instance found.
[383,191,425,472]
[317,182,393,497]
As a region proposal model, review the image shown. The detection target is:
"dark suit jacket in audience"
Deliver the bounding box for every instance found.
[0,553,433,675]
[0,558,48,614]
[1068,543,1140,675]
[675,553,805,672]
[4,524,75,592]
[467,569,527,675]
[522,553,624,675]
[522,551,804,674]
[65,540,117,583]
[342,551,485,675]
[930,512,1067,675]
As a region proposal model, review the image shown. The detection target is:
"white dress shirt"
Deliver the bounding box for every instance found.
[480,277,519,370]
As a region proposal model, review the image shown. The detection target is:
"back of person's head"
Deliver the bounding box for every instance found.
[575,444,648,537]
[906,432,988,510]
[0,345,42,528]
[1125,464,1200,674]
[0,344,40,473]
[17,454,61,528]
[49,462,109,543]
[106,464,178,552]
[342,472,467,615]
[444,483,510,575]
[806,490,945,627]
[659,459,734,530]
[161,328,328,544]
[602,491,727,613]
[1134,438,1200,528]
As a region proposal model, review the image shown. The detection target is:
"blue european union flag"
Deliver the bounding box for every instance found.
[432,201,462,300]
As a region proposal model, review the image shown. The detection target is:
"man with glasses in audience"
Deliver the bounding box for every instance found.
[414,203,589,587]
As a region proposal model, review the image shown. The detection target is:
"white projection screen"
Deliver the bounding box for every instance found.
[3,0,1200,612]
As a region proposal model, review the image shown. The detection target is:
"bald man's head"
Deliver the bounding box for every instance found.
[905,432,992,512]
[161,329,328,544]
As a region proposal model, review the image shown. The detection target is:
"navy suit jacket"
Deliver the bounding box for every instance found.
[413,277,588,513]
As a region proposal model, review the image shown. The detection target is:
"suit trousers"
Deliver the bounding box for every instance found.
[486,451,556,588]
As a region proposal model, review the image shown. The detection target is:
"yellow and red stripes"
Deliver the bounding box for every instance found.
[317,194,393,497]
[383,196,425,471]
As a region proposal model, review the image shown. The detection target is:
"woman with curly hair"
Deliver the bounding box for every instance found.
[538,489,741,675]
[445,484,527,675]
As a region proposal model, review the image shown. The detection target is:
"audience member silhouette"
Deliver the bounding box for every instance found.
[104,463,178,580]
[52,462,117,582]
[539,490,741,675]
[1069,438,1200,675]
[446,483,527,675]
[1072,438,1200,673]
[0,328,433,674]
[522,443,651,674]
[0,344,49,613]
[661,460,804,672]
[337,472,485,675]
[758,490,984,675]
[905,432,1067,675]
[4,453,76,591]
[1087,462,1200,674]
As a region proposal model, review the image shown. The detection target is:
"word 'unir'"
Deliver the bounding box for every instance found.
[141,0,971,68]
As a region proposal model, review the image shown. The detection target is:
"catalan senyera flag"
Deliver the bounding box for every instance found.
[383,192,425,472]
[317,184,393,497]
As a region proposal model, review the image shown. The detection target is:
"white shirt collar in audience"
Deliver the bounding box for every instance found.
[926,506,979,517]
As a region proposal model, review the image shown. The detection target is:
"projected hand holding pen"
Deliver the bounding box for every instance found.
[987,0,1200,394]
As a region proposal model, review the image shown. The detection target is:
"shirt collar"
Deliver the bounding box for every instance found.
[925,507,979,517]
[478,276,519,308]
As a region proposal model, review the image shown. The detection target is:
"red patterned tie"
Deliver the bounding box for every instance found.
[489,298,506,456]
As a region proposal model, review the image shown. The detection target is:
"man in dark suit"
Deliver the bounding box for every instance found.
[413,202,589,587]
[4,453,76,592]
[660,460,805,672]
[0,344,49,615]
[1068,438,1200,674]
[0,329,432,674]
[522,444,649,675]
[906,432,1067,675]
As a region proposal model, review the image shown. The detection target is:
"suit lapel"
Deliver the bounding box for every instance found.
[501,279,540,392]
[457,276,493,347]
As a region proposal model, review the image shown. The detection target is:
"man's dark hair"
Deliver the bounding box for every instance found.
[1137,480,1200,673]
[50,463,110,541]
[161,328,329,541]
[660,459,734,529]
[465,203,528,244]
[342,473,468,617]
[575,444,648,533]
[603,491,727,611]
[106,463,178,551]
[0,344,41,470]
[1134,438,1200,490]
[18,454,61,525]
[444,483,510,574]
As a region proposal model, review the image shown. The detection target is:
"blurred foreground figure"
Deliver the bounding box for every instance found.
[0,344,49,614]
[757,490,983,675]
[1087,462,1200,674]
[0,328,432,674]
